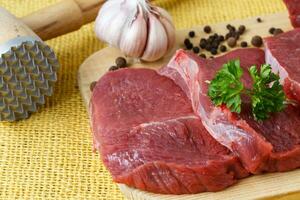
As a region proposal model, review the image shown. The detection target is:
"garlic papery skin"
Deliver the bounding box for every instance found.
[95,0,176,62]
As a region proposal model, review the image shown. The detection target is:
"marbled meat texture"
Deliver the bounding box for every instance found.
[159,49,300,174]
[265,28,300,104]
[90,68,248,194]
[284,0,300,27]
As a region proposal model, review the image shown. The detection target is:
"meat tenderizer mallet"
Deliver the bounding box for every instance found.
[0,0,105,121]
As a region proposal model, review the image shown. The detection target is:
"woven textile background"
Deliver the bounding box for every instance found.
[0,0,287,199]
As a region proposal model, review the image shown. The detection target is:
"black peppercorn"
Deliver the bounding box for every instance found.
[184,38,191,46]
[269,27,276,35]
[225,33,232,40]
[241,41,248,48]
[199,38,207,49]
[205,43,212,51]
[116,57,127,68]
[257,17,262,23]
[189,31,196,38]
[238,25,246,34]
[204,25,212,33]
[234,32,240,40]
[199,54,206,59]
[199,43,206,49]
[219,35,225,42]
[90,81,97,92]
[214,37,221,43]
[251,36,263,47]
[212,41,219,49]
[109,66,119,71]
[229,26,236,32]
[274,28,284,36]
[186,43,193,50]
[211,48,218,55]
[227,37,237,48]
[200,38,207,43]
[220,45,227,52]
[226,24,234,30]
[207,37,214,44]
[193,47,200,54]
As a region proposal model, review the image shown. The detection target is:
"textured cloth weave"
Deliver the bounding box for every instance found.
[0,0,288,199]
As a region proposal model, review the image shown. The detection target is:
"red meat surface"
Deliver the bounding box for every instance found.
[159,49,300,174]
[265,28,300,103]
[90,68,248,194]
[284,0,300,27]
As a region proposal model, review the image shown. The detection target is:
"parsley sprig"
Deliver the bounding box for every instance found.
[208,60,244,113]
[208,60,286,121]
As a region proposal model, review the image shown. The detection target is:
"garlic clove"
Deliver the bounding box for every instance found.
[95,1,138,47]
[106,10,128,46]
[159,16,176,53]
[141,13,168,62]
[95,0,121,36]
[119,7,147,58]
[95,3,119,44]
[154,6,176,52]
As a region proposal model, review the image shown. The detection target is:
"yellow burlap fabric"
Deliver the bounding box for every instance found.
[0,0,289,199]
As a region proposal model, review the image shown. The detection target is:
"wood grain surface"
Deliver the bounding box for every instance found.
[21,0,105,40]
[78,12,300,200]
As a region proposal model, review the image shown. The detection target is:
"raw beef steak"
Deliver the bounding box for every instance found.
[159,49,300,174]
[265,28,300,103]
[90,68,248,194]
[284,0,300,27]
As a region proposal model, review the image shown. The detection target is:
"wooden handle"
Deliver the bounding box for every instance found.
[0,7,39,45]
[21,0,105,41]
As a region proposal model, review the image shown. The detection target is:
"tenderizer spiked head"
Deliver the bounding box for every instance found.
[0,7,60,121]
[0,41,59,121]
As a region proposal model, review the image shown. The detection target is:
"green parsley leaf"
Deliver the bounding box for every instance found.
[249,64,286,121]
[208,60,287,121]
[208,60,244,113]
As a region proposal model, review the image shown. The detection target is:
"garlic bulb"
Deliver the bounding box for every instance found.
[95,0,176,62]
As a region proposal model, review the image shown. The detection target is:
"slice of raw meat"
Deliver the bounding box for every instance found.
[283,0,300,27]
[90,68,248,194]
[265,28,300,103]
[159,49,300,174]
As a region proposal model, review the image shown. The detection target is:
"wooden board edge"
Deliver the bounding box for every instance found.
[119,170,300,200]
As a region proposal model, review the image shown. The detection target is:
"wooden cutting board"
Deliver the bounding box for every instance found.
[78,12,300,200]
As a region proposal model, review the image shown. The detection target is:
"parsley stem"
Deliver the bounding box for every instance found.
[284,99,299,107]
[242,88,253,96]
